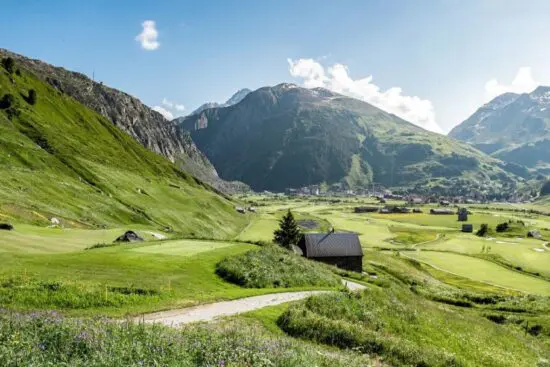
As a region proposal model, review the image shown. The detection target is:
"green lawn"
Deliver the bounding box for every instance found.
[0,224,163,253]
[0,238,334,316]
[132,239,240,256]
[420,233,550,277]
[404,251,550,295]
[371,211,517,230]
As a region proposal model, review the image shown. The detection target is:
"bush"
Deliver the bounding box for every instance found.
[216,245,340,288]
[26,89,37,105]
[496,222,509,232]
[0,93,15,109]
[1,57,15,74]
[476,223,489,237]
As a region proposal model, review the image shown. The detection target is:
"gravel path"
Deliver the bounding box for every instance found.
[138,280,365,327]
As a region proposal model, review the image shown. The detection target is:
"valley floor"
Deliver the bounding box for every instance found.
[1,195,550,366]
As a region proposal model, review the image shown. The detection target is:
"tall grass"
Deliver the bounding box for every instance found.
[216,245,341,288]
[0,310,373,367]
[278,286,549,367]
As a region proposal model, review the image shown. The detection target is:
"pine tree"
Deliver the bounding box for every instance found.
[273,210,301,249]
[27,89,37,105]
[1,57,15,74]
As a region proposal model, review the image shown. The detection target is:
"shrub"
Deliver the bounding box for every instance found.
[0,93,15,109]
[216,245,340,288]
[476,223,489,237]
[1,57,15,74]
[496,222,509,232]
[26,89,37,105]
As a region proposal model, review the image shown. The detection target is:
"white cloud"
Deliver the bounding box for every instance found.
[288,58,442,133]
[162,98,174,108]
[161,98,186,115]
[485,67,538,100]
[135,20,160,51]
[152,106,173,120]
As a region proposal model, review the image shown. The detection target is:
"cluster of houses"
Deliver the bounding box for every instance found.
[353,205,467,216]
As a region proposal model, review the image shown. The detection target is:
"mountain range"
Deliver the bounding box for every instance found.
[450,86,550,172]
[188,88,251,116]
[3,48,546,201]
[177,83,519,195]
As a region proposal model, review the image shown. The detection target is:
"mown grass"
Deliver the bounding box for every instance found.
[216,245,341,288]
[0,311,374,367]
[388,225,438,245]
[0,240,327,316]
[422,234,550,278]
[404,251,550,295]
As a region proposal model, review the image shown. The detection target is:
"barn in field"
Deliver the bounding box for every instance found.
[296,232,363,272]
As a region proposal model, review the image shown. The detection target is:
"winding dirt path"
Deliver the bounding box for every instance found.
[138,280,365,327]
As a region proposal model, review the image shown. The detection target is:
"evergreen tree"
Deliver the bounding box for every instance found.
[273,210,301,249]
[476,223,489,237]
[27,89,37,105]
[1,57,15,74]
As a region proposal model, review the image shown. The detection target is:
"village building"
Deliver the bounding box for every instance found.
[430,208,455,215]
[462,224,473,233]
[296,232,363,272]
[354,206,379,213]
[458,208,468,221]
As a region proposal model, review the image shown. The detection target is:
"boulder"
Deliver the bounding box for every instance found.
[0,223,14,231]
[527,230,542,239]
[115,230,144,242]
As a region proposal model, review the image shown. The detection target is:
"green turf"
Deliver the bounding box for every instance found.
[404,251,550,295]
[131,239,238,257]
[420,233,550,277]
[0,224,163,253]
[0,239,332,316]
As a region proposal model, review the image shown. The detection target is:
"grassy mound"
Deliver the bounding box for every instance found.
[216,245,341,288]
[0,311,372,367]
[277,251,550,367]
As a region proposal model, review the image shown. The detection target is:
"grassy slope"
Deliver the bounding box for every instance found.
[0,64,246,237]
[277,249,550,367]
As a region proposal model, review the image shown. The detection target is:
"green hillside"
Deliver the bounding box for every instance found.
[178,84,520,196]
[0,58,246,237]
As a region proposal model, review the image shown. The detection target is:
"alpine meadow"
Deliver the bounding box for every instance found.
[2,2,550,367]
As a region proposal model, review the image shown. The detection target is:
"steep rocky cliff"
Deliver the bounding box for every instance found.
[0,49,247,193]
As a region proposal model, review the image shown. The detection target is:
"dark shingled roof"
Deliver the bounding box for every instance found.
[302,233,363,258]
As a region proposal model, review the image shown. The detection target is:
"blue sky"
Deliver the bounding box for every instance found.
[2,0,550,133]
